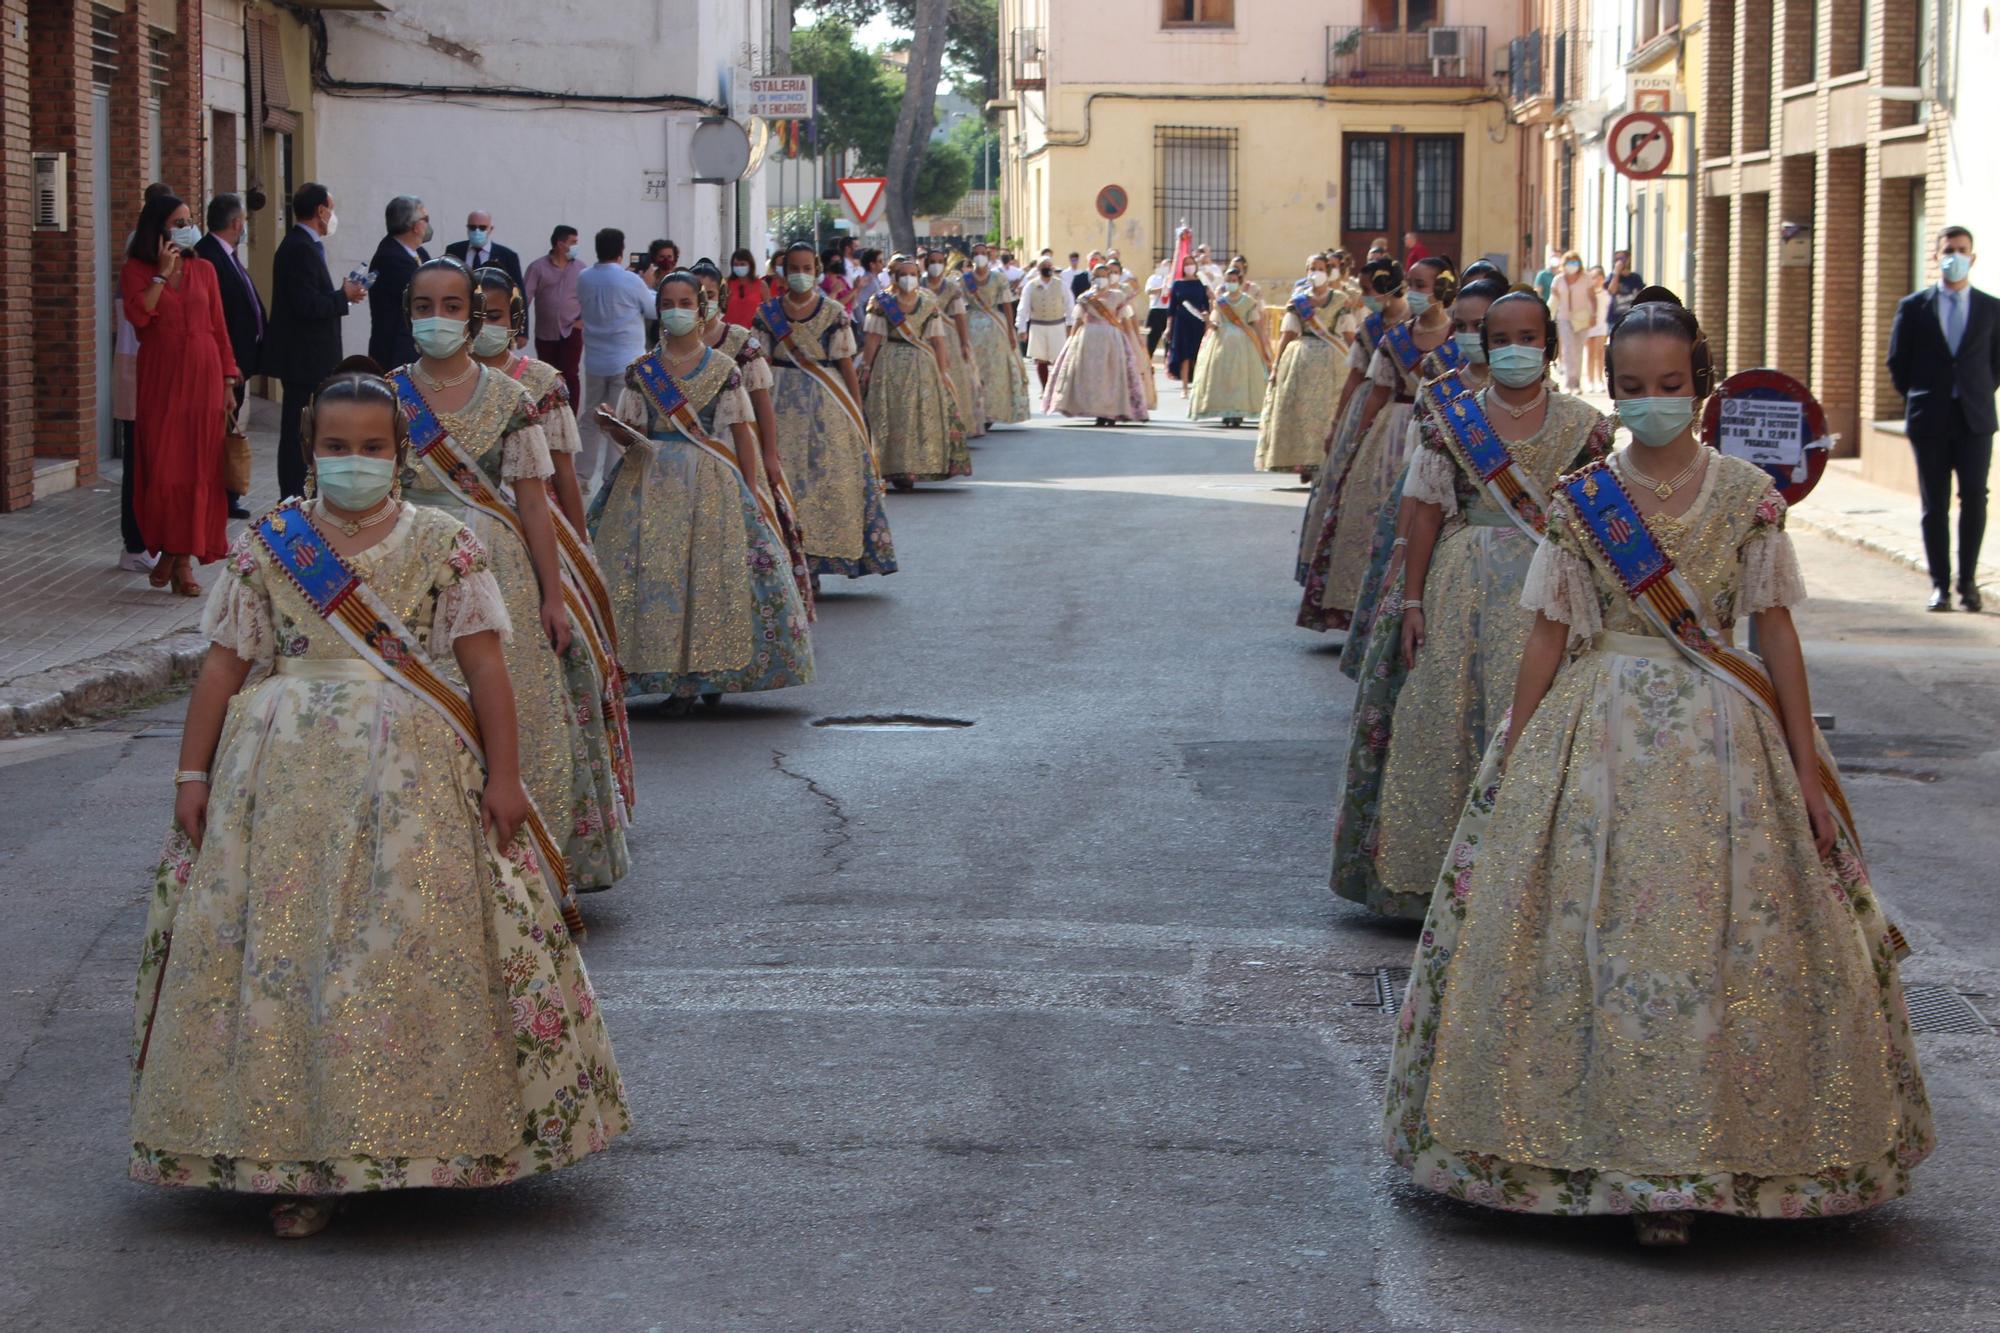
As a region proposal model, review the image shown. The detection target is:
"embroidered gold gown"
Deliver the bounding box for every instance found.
[754,294,898,578]
[503,356,632,892]
[713,320,814,612]
[864,289,970,483]
[926,276,983,438]
[130,506,628,1193]
[1385,451,1933,1218]
[1363,392,1611,917]
[1295,321,1383,589]
[965,268,1031,424]
[399,366,577,866]
[1044,286,1151,421]
[1188,289,1267,421]
[1255,295,1346,474]
[588,346,814,698]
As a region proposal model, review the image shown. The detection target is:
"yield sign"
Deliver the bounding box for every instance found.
[837,176,887,229]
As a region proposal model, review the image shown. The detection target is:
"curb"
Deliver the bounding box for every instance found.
[0,631,209,740]
[1788,510,2000,604]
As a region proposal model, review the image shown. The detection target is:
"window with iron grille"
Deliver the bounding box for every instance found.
[1344,137,1387,233]
[147,29,171,104]
[88,5,119,92]
[1413,138,1458,235]
[1154,127,1237,262]
[1558,143,1575,252]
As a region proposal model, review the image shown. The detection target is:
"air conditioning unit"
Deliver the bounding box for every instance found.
[33,152,67,232]
[1428,28,1462,59]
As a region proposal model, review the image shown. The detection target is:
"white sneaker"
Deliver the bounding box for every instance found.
[118,550,158,573]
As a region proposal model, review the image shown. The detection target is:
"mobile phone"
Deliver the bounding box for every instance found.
[630,252,650,271]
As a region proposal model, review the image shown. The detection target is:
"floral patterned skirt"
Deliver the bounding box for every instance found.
[937,328,984,438]
[771,365,897,578]
[1328,540,1420,917]
[130,676,628,1193]
[1188,325,1266,420]
[1385,649,1934,1218]
[968,307,1031,424]
[1256,337,1342,472]
[1294,386,1372,587]
[1303,404,1414,630]
[587,436,815,699]
[866,341,969,483]
[1045,322,1150,421]
[556,637,632,891]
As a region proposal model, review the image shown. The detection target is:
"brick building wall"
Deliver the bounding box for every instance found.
[26,0,96,495]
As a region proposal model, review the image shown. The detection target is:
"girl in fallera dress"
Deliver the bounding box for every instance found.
[1299,257,1451,631]
[1044,261,1151,425]
[1107,258,1158,413]
[131,361,626,1238]
[1350,287,1612,919]
[1386,290,1932,1244]
[392,258,586,917]
[1328,274,1505,915]
[754,243,898,581]
[1188,263,1270,427]
[469,266,633,896]
[859,254,970,489]
[963,241,1032,427]
[923,248,985,439]
[1256,253,1347,477]
[1296,259,1406,588]
[587,270,814,704]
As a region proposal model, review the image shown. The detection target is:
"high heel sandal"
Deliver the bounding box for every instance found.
[170,555,202,598]
[270,1199,333,1238]
[147,554,172,589]
[1632,1212,1693,1246]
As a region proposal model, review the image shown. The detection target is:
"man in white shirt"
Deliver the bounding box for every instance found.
[1017,257,1074,387]
[1143,261,1171,358]
[575,226,655,493]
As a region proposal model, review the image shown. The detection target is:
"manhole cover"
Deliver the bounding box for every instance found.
[1356,969,1990,1035]
[810,714,974,731]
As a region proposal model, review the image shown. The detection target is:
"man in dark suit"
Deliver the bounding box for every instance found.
[265,182,365,500]
[1888,224,2000,611]
[366,194,432,369]
[445,209,524,292]
[196,193,267,517]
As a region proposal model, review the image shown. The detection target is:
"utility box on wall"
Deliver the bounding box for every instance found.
[32,152,67,232]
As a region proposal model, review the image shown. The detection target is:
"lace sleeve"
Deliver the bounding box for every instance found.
[1347,337,1371,372]
[499,420,556,482]
[616,386,649,432]
[736,347,775,394]
[1280,310,1303,337]
[433,524,512,643]
[200,530,274,662]
[863,311,889,337]
[1368,346,1400,389]
[540,401,582,455]
[1405,423,1462,515]
[827,319,858,360]
[1520,498,1602,646]
[712,383,754,430]
[1739,487,1809,614]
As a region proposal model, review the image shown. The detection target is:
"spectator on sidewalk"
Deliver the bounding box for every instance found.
[1549,251,1591,392]
[723,248,770,327]
[849,248,886,316]
[576,226,654,494]
[523,224,584,406]
[444,209,523,293]
[1403,230,1430,269]
[120,192,238,598]
[1607,249,1645,330]
[116,181,175,572]
[195,193,266,519]
[639,238,679,343]
[818,244,853,308]
[265,182,365,500]
[366,194,432,368]
[1889,224,2000,612]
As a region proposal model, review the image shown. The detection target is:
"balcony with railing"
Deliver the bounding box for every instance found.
[1325,25,1487,87]
[1508,30,1542,104]
[1010,26,1046,90]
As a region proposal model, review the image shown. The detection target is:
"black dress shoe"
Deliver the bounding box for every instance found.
[1962,585,1984,613]
[227,503,253,520]
[1927,588,1953,612]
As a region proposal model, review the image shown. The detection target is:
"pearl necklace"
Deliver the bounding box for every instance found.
[314,496,398,537]
[1622,446,1706,500]
[1489,383,1548,419]
[413,359,477,391]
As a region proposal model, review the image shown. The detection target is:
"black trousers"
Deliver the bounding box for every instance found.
[1145,307,1170,356]
[117,419,144,553]
[279,379,315,502]
[1911,414,1992,592]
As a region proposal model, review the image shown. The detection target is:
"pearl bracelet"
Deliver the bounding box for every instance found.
[1403,599,1423,611]
[173,770,210,787]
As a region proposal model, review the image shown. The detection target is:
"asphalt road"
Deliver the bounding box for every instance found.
[2,389,1997,1331]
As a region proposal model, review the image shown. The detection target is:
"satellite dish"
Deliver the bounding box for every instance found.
[690,117,752,183]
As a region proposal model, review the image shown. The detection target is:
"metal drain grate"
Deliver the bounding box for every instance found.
[809,714,974,731]
[1357,970,1990,1035]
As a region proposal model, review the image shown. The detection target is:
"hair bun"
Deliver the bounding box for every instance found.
[332,355,387,377]
[1632,284,1684,308]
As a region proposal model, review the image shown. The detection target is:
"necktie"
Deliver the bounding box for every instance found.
[1947,290,1966,355]
[234,251,264,338]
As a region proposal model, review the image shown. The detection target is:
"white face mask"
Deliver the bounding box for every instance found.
[896,273,920,292]
[926,263,944,279]
[1224,281,1241,295]
[1310,271,1330,288]
[1093,276,1108,288]
[471,322,512,357]
[974,255,990,269]
[322,210,339,238]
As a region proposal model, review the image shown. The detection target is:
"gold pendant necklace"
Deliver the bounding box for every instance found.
[1489,384,1547,419]
[314,497,397,538]
[1623,447,1705,500]
[414,359,477,391]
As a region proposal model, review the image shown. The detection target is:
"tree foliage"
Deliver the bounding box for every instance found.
[791,19,900,171]
[914,141,972,217]
[801,0,998,105]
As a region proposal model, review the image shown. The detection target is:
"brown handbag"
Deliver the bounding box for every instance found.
[222,406,252,495]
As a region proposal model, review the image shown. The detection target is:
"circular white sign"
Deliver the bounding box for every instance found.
[691,117,752,182]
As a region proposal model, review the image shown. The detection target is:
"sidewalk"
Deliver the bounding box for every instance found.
[0,416,284,736]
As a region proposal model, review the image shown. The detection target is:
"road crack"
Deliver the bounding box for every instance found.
[771,748,854,874]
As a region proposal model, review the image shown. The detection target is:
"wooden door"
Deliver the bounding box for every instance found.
[1341,132,1463,273]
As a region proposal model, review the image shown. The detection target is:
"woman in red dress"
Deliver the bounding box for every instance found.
[120,193,238,596]
[722,247,772,328]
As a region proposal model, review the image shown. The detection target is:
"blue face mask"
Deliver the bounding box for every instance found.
[1941,252,1972,284]
[1406,291,1432,317]
[1363,295,1383,313]
[1619,395,1696,447]
[659,307,700,338]
[1452,332,1487,365]
[410,316,467,358]
[314,454,397,511]
[1487,343,1546,388]
[467,227,489,248]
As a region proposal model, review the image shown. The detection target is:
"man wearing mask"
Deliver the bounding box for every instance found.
[522,224,584,406]
[1016,257,1073,387]
[1071,250,1103,299]
[577,226,655,493]
[194,193,267,518]
[265,182,366,500]
[1606,249,1644,330]
[1889,225,2000,611]
[445,210,524,292]
[367,194,431,367]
